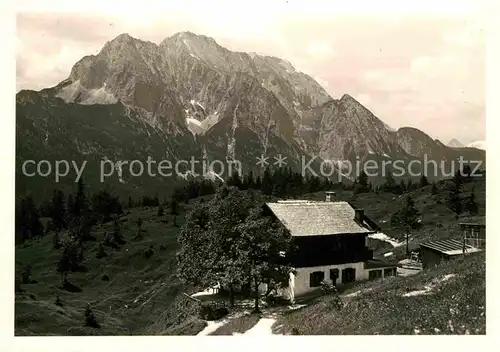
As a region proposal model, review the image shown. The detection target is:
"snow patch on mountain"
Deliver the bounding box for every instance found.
[467,140,485,150]
[448,138,465,148]
[56,80,118,105]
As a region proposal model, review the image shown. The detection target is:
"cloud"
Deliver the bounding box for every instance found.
[306,41,334,57]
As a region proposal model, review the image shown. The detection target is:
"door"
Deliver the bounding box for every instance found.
[329,268,339,285]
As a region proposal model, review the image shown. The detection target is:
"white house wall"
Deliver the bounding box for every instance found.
[292,262,368,296]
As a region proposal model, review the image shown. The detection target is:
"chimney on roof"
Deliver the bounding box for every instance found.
[354,208,364,223]
[325,191,336,202]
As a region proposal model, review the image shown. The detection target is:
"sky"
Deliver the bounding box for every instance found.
[15,1,486,144]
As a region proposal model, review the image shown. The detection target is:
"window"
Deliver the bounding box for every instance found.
[309,271,325,287]
[369,270,382,280]
[384,268,396,277]
[342,268,356,283]
[330,268,339,285]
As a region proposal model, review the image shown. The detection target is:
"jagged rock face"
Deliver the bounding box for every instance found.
[395,127,485,164]
[15,91,202,200]
[58,34,185,132]
[302,94,406,162]
[16,31,486,199]
[55,31,333,162]
[395,127,451,160]
[157,31,331,149]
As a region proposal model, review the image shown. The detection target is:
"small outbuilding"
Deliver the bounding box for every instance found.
[420,238,482,269]
[459,216,486,250]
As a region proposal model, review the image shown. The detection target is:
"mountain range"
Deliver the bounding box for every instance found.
[466,140,486,150]
[16,32,486,200]
[447,138,465,148]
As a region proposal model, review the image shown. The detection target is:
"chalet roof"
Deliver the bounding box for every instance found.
[265,200,376,237]
[364,258,398,270]
[420,238,483,256]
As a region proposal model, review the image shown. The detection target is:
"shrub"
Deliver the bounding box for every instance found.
[53,231,62,249]
[144,245,154,259]
[157,205,164,217]
[101,274,110,282]
[96,243,107,258]
[320,280,337,295]
[199,303,229,321]
[15,279,23,293]
[21,265,32,284]
[55,295,63,307]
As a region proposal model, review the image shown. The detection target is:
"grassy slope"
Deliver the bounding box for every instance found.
[15,176,485,335]
[277,251,485,335]
[15,201,207,336]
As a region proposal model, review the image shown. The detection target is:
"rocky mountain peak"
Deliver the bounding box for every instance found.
[447,138,465,148]
[340,93,357,102]
[112,32,136,43]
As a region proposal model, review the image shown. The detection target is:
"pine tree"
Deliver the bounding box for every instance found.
[57,236,80,285]
[16,195,44,243]
[383,172,400,194]
[112,216,125,245]
[50,189,67,232]
[463,186,478,215]
[227,171,243,189]
[135,218,143,240]
[90,189,123,223]
[354,171,369,194]
[53,231,62,249]
[462,164,472,180]
[157,205,164,217]
[21,264,32,284]
[391,196,421,255]
[261,168,273,195]
[419,175,429,188]
[71,178,89,218]
[170,198,179,215]
[399,179,406,194]
[96,242,107,259]
[447,169,463,219]
[243,170,255,190]
[254,176,262,190]
[406,178,414,191]
[84,304,100,328]
[431,182,438,195]
[66,194,75,219]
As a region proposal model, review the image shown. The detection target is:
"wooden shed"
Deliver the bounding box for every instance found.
[420,239,482,269]
[459,216,486,250]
